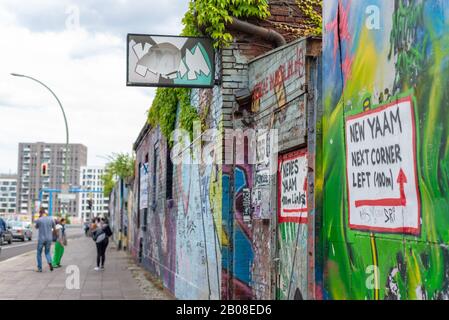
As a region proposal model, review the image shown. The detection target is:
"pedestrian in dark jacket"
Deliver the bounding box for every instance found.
[92,218,112,271]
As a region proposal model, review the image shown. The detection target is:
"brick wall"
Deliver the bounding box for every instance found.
[124,1,322,300]
[132,124,177,294]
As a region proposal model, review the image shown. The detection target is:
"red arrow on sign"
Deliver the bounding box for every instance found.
[355,169,407,208]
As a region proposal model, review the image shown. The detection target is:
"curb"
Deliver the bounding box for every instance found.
[0,250,34,264]
[0,233,85,264]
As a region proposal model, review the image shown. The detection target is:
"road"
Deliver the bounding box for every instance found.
[0,226,85,262]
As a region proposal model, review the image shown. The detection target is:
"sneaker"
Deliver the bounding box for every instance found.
[35,269,42,273]
[54,264,62,268]
[48,263,54,272]
[94,267,100,271]
[100,266,105,270]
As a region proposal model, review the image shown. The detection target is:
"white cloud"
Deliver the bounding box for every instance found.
[0,0,189,173]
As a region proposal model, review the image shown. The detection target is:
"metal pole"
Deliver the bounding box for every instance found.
[49,191,53,216]
[10,73,70,184]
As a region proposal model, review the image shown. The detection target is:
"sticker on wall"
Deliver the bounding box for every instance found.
[345,96,421,234]
[255,169,270,187]
[278,149,308,224]
[242,188,251,223]
[253,187,270,219]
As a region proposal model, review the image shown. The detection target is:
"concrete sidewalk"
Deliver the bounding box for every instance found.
[0,236,173,300]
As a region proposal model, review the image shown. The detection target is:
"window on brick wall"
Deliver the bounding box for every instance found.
[143,208,148,231]
[152,142,159,208]
[166,146,173,200]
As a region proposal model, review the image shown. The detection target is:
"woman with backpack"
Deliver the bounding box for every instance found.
[92,218,112,271]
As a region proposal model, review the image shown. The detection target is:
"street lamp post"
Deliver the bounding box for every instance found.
[11,73,70,217]
[10,73,70,184]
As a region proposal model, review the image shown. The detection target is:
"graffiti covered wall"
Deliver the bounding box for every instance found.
[171,93,222,299]
[323,0,449,299]
[133,124,177,294]
[127,35,321,301]
[247,38,310,300]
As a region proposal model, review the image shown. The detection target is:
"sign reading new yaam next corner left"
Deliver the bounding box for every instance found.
[127,34,215,88]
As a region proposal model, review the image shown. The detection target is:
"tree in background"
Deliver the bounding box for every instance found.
[101,153,135,196]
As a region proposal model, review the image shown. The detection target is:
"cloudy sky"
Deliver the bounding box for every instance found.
[0,0,189,173]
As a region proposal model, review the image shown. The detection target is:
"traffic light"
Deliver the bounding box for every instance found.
[41,163,49,176]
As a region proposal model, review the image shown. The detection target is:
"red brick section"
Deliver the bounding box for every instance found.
[230,0,321,54]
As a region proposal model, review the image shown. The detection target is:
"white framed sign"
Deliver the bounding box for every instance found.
[127,34,215,88]
[278,149,308,224]
[345,96,421,234]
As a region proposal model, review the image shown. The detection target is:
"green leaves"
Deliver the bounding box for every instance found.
[181,0,270,47]
[147,0,273,145]
[101,153,135,196]
[147,88,198,146]
[148,88,179,139]
[102,169,115,197]
[295,0,322,36]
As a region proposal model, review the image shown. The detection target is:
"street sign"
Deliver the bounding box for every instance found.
[58,193,76,203]
[345,96,421,235]
[278,149,308,224]
[127,34,215,88]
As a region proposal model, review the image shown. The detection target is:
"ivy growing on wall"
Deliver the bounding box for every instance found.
[182,0,270,47]
[295,0,322,36]
[147,1,271,144]
[178,89,201,140]
[147,0,322,143]
[147,88,199,145]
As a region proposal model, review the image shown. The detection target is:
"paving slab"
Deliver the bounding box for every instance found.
[0,235,174,300]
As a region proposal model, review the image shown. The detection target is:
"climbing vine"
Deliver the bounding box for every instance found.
[148,88,199,145]
[295,0,322,36]
[147,0,322,144]
[147,1,270,145]
[182,0,270,47]
[178,89,201,140]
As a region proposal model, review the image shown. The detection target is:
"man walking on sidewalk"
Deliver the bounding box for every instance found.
[35,208,55,272]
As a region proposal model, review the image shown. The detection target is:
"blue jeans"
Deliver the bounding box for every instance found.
[36,240,52,270]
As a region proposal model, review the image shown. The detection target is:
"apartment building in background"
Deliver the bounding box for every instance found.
[0,174,17,216]
[78,166,109,222]
[17,142,87,216]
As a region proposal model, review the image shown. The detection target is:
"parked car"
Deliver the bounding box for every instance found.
[0,227,13,245]
[8,221,32,241]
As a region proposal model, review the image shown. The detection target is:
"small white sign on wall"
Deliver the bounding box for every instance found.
[278,149,308,224]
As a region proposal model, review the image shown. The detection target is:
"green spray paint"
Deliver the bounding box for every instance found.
[323,0,449,300]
